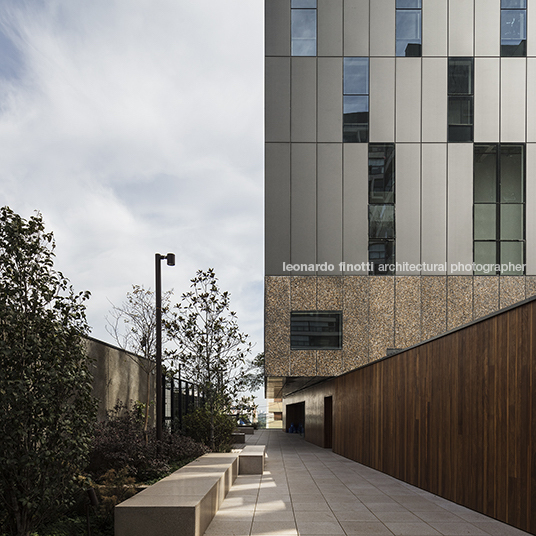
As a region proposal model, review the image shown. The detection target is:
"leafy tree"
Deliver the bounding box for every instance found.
[0,207,98,536]
[105,285,173,441]
[242,351,265,393]
[166,268,253,450]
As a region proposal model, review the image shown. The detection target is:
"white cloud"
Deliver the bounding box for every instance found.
[0,0,265,362]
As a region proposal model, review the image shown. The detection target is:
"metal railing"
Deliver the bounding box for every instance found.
[163,371,204,431]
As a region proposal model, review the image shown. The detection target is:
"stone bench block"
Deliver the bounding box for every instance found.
[239,445,266,475]
[231,432,245,444]
[115,453,239,536]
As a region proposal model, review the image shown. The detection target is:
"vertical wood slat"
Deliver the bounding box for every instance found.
[284,298,536,535]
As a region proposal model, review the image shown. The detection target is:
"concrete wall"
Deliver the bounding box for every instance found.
[85,337,155,423]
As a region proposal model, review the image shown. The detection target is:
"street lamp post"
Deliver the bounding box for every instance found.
[155,252,175,442]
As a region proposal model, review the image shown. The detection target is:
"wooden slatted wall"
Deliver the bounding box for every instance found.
[285,298,536,534]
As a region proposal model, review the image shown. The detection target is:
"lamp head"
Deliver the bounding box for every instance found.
[166,253,175,266]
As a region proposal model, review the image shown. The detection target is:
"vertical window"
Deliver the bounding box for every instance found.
[343,58,369,143]
[501,0,527,57]
[396,0,422,57]
[474,144,525,275]
[291,0,317,56]
[448,58,474,143]
[368,144,395,275]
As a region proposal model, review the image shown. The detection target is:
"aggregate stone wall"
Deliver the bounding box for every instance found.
[265,275,536,377]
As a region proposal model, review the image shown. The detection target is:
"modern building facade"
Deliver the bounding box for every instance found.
[265,0,536,400]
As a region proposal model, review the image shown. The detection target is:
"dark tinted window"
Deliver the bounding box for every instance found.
[473,144,525,275]
[290,312,342,349]
[369,145,395,203]
[448,58,473,142]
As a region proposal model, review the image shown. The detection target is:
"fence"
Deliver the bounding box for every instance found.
[163,372,204,431]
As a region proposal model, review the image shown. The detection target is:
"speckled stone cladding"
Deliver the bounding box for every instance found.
[265,275,536,377]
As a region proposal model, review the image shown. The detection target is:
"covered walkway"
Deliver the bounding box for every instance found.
[205,430,531,536]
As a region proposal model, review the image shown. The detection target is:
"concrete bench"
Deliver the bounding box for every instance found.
[231,432,245,444]
[239,445,266,475]
[115,452,239,536]
[235,426,254,435]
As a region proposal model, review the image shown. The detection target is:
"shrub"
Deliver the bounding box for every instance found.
[88,402,209,482]
[182,407,235,452]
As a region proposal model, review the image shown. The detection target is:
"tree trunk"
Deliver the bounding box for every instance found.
[210,400,215,451]
[143,369,150,446]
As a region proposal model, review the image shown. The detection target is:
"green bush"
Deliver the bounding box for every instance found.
[88,402,209,482]
[182,407,235,452]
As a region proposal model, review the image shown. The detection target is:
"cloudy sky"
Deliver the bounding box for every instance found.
[0,0,265,385]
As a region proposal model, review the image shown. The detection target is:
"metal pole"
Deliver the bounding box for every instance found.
[155,253,163,441]
[178,364,182,431]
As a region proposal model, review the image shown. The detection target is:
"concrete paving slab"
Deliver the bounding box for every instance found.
[203,430,533,536]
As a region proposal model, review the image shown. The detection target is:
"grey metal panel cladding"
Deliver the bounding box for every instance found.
[501,58,526,143]
[291,143,317,274]
[528,59,536,142]
[396,144,422,273]
[447,144,473,274]
[422,58,447,143]
[527,144,536,275]
[396,58,421,143]
[474,0,500,57]
[266,57,290,142]
[370,58,395,143]
[291,58,317,143]
[265,143,291,276]
[317,144,343,274]
[475,58,500,143]
[421,144,447,272]
[529,0,536,57]
[317,58,342,142]
[343,144,369,273]
[422,0,447,56]
[344,0,369,56]
[318,0,343,56]
[449,0,474,57]
[370,0,395,56]
[265,0,290,57]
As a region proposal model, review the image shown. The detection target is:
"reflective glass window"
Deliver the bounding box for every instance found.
[396,0,421,7]
[448,58,473,95]
[501,242,524,273]
[369,205,395,239]
[473,144,525,274]
[290,311,342,349]
[474,242,498,274]
[501,0,526,56]
[369,241,395,275]
[291,9,317,56]
[500,144,524,202]
[344,58,369,94]
[291,0,317,7]
[474,145,497,203]
[448,58,473,142]
[501,204,524,240]
[343,96,369,143]
[474,205,497,241]
[396,1,422,56]
[501,0,526,7]
[343,58,369,143]
[368,144,395,274]
[369,145,395,204]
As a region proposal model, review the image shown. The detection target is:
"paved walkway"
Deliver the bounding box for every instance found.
[205,429,531,536]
